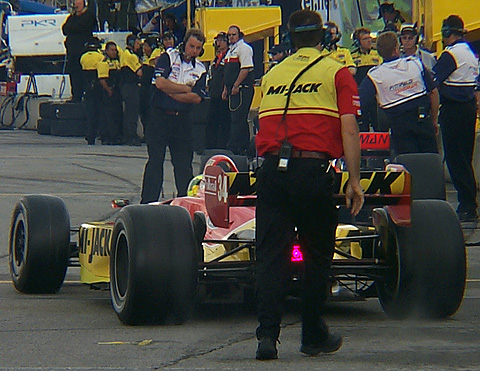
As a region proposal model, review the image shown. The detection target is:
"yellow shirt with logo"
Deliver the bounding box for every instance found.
[329,47,355,68]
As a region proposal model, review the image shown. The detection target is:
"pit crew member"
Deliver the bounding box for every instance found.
[222,25,255,155]
[359,31,439,155]
[254,9,364,361]
[433,15,479,222]
[140,29,207,202]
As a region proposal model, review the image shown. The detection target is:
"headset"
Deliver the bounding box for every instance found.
[126,34,138,48]
[400,23,420,44]
[441,21,466,38]
[229,25,244,39]
[177,30,205,58]
[84,37,101,51]
[323,22,341,47]
[213,32,228,48]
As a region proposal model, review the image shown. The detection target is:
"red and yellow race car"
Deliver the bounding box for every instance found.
[9,134,465,325]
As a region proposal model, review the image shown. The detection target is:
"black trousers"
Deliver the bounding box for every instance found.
[67,52,85,102]
[84,82,101,143]
[227,85,254,155]
[205,97,231,149]
[121,82,140,142]
[389,110,438,155]
[440,99,477,213]
[255,156,337,344]
[101,88,123,143]
[140,107,194,203]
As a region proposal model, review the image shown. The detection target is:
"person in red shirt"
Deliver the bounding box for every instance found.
[254,9,364,361]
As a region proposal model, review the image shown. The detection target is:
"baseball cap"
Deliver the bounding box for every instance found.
[400,23,417,35]
[268,43,288,55]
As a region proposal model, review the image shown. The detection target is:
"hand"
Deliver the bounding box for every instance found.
[221,87,227,101]
[345,180,364,216]
[231,85,240,95]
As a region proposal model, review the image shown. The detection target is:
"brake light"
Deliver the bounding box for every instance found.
[291,245,303,262]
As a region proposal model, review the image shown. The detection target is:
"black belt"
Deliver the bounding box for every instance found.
[268,149,330,159]
[163,110,186,116]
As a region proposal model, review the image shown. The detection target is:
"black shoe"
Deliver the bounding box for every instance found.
[300,333,343,356]
[256,338,278,360]
[457,210,478,222]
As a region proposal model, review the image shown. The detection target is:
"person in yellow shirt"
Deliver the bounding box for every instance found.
[323,21,356,75]
[120,34,143,146]
[97,41,123,145]
[80,37,104,145]
[351,27,382,131]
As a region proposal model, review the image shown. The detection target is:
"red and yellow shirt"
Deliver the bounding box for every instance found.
[256,47,359,158]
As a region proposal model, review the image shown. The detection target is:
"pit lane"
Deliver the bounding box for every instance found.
[0,131,479,370]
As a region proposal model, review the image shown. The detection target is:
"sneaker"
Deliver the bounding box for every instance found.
[457,210,478,222]
[300,333,343,356]
[255,337,278,360]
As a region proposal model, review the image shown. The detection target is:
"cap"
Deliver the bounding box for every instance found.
[268,43,288,55]
[400,23,417,35]
[214,32,227,40]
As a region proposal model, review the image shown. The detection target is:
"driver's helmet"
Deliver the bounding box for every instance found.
[187,175,203,197]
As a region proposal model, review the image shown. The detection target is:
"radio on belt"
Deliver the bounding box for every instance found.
[277,141,292,172]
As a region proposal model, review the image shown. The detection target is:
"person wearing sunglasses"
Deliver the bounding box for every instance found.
[399,24,436,72]
[221,25,255,155]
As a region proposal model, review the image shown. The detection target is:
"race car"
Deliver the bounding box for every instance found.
[9,146,465,325]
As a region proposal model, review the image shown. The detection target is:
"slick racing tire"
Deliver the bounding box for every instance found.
[376,200,465,319]
[394,153,446,200]
[37,118,51,135]
[110,205,198,325]
[50,119,86,137]
[9,195,70,294]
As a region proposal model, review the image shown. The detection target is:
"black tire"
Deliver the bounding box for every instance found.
[376,200,466,319]
[394,153,446,200]
[36,118,51,135]
[39,101,56,120]
[110,204,198,325]
[50,119,86,137]
[9,195,70,294]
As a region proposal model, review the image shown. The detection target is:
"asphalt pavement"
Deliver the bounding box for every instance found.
[0,130,479,370]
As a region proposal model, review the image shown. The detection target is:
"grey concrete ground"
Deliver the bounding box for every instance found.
[0,130,479,370]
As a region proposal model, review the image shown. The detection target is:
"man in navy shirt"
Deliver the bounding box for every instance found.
[140,29,207,202]
[359,31,439,155]
[433,15,479,222]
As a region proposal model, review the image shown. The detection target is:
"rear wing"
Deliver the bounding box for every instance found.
[204,164,411,229]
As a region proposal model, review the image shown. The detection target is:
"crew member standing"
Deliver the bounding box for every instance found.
[97,41,123,145]
[433,15,479,222]
[399,24,436,72]
[120,34,143,146]
[140,35,163,131]
[359,31,439,155]
[323,21,356,75]
[351,27,382,131]
[80,37,104,145]
[254,10,364,360]
[140,29,207,202]
[62,0,96,102]
[222,25,255,155]
[205,32,231,149]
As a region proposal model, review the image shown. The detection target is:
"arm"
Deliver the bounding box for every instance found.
[231,68,250,95]
[475,91,480,117]
[167,92,201,104]
[429,88,440,133]
[155,76,192,93]
[99,79,113,97]
[341,114,364,216]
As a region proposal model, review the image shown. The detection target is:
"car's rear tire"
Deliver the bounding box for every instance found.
[9,195,70,294]
[110,204,198,325]
[394,153,446,200]
[376,200,466,318]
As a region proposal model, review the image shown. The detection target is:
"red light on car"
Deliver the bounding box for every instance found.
[291,245,303,262]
